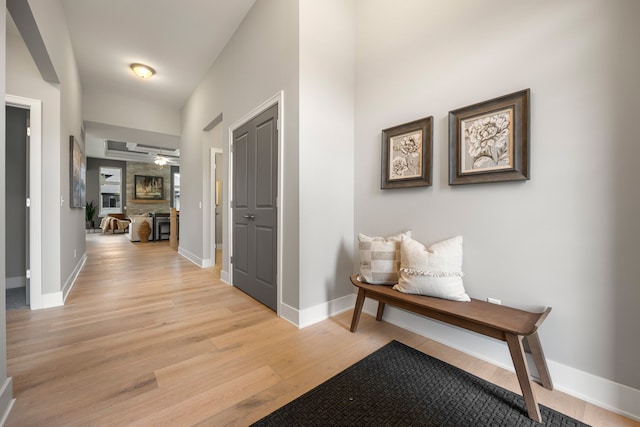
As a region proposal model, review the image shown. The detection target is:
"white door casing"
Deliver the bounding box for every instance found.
[6,94,43,309]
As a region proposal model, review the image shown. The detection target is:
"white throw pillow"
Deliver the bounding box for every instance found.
[358,230,411,285]
[393,235,470,302]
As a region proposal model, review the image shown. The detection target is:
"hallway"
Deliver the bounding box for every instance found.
[4,234,638,426]
[4,234,399,425]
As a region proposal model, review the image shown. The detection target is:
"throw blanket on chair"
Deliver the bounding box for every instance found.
[100,216,130,233]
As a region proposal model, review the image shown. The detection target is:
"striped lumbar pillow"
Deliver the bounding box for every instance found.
[358,230,411,285]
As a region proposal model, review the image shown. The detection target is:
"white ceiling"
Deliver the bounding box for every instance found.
[61,0,256,109]
[53,0,256,163]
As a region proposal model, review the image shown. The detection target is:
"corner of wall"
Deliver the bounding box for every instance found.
[280,294,356,329]
[0,377,15,426]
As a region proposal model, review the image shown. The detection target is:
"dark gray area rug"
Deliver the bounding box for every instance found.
[252,340,589,427]
[6,287,28,310]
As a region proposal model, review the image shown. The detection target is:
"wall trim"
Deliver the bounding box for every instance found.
[178,246,207,268]
[279,301,299,327]
[220,270,230,284]
[178,246,213,268]
[5,277,25,289]
[299,294,356,328]
[61,253,87,303]
[362,301,640,422]
[0,377,14,426]
[41,292,64,309]
[280,294,356,329]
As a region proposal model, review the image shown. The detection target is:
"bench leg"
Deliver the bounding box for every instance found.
[506,333,542,423]
[350,288,366,333]
[525,332,554,390]
[376,302,386,321]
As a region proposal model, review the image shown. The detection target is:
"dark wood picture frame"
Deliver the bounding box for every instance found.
[449,89,530,185]
[134,175,164,200]
[381,116,433,189]
[70,135,86,208]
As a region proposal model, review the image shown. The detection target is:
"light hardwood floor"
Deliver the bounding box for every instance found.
[5,233,639,426]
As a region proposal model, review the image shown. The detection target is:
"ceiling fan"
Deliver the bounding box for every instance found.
[152,154,179,166]
[144,146,179,166]
[104,140,180,165]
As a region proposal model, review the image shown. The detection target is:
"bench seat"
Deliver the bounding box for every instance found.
[349,275,553,422]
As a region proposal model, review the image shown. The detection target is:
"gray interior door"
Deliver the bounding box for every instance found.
[232,104,278,311]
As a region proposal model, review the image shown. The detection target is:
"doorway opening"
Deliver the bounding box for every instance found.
[202,113,223,269]
[211,148,223,268]
[5,95,43,310]
[5,106,29,309]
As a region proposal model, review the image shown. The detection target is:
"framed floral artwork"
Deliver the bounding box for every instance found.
[381,116,433,189]
[449,89,530,185]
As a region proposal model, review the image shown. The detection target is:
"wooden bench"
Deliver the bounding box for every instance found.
[349,275,553,423]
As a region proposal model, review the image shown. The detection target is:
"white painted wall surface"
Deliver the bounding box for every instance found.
[0,1,13,420]
[7,0,84,298]
[299,0,355,310]
[6,25,62,295]
[354,0,640,404]
[82,87,181,136]
[26,0,84,298]
[180,0,300,306]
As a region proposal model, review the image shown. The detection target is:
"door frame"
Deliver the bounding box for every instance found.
[210,147,223,265]
[227,91,283,315]
[6,94,43,310]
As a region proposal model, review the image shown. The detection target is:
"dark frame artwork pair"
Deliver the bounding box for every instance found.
[134,175,164,200]
[380,89,530,188]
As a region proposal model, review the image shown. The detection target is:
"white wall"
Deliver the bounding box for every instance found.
[180,0,300,306]
[354,0,640,411]
[83,87,181,136]
[0,0,13,419]
[182,0,357,320]
[299,0,355,311]
[7,0,84,299]
[6,17,61,296]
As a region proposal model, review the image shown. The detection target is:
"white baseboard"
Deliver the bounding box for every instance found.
[178,246,206,267]
[5,277,25,290]
[298,294,356,328]
[548,359,640,422]
[0,377,14,427]
[362,301,640,422]
[220,270,230,284]
[279,294,357,329]
[41,291,64,309]
[62,253,87,303]
[279,301,300,327]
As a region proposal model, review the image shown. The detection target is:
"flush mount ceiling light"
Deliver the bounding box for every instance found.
[130,63,155,79]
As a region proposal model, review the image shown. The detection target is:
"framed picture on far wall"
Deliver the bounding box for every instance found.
[70,135,86,208]
[381,116,433,189]
[449,89,530,185]
[134,175,164,200]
